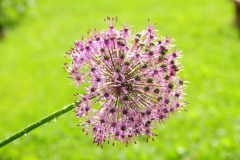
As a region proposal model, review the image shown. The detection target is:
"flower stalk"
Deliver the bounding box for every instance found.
[0,102,79,148]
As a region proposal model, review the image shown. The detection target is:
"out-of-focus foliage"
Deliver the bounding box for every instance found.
[0,0,35,27]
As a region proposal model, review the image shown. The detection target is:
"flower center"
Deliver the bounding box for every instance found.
[110,72,134,97]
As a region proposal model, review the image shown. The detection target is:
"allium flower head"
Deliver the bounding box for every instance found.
[64,17,188,147]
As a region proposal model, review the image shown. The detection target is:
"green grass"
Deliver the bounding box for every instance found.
[0,0,240,159]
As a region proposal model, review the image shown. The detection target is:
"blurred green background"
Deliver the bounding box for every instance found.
[0,0,240,159]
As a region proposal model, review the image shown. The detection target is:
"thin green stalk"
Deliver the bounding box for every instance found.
[0,102,79,148]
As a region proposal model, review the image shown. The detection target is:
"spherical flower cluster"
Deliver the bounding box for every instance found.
[64,17,188,147]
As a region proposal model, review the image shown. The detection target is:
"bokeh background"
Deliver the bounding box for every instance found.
[0,0,240,159]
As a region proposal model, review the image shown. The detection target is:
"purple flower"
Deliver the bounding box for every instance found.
[64,17,188,147]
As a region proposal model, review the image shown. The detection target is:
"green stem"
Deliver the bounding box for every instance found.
[0,102,79,148]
